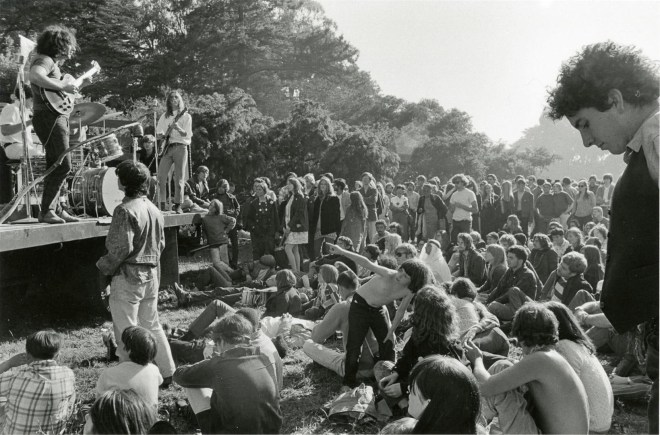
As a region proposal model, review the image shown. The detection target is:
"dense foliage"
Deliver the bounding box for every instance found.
[0,0,560,189]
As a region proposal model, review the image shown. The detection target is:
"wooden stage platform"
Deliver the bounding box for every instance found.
[0,212,199,329]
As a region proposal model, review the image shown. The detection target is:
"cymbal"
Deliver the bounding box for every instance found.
[69,103,106,127]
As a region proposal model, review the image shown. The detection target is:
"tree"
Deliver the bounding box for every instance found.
[320,125,399,181]
[408,132,491,180]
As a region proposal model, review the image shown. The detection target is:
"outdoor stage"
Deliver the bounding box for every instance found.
[0,212,198,330]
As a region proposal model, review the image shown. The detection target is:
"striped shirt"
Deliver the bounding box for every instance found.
[0,360,76,435]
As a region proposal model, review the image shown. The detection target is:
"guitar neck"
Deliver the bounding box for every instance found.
[73,65,100,87]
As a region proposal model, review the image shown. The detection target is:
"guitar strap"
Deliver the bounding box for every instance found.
[159,107,188,158]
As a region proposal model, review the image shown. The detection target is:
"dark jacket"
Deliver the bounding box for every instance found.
[478,263,507,295]
[185,179,210,206]
[245,197,280,236]
[283,193,309,232]
[173,346,282,434]
[601,143,659,332]
[457,248,487,286]
[264,287,302,318]
[392,337,464,395]
[417,194,448,220]
[539,270,593,306]
[360,186,379,221]
[486,265,538,304]
[529,247,559,284]
[210,192,240,219]
[311,195,341,236]
[512,189,535,219]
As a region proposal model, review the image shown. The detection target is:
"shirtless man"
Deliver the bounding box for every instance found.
[325,243,432,389]
[465,302,589,434]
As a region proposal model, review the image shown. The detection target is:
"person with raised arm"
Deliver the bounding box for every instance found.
[325,242,433,390]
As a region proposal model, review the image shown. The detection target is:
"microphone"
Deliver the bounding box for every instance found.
[131,124,144,138]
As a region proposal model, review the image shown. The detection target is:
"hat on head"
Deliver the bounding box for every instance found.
[259,255,276,267]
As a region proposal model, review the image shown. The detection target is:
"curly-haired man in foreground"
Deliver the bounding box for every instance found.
[547,41,659,433]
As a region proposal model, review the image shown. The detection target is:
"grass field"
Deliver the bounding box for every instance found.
[0,253,650,434]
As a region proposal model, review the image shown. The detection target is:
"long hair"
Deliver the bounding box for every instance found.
[581,244,602,268]
[576,179,589,202]
[349,191,368,220]
[544,301,596,354]
[36,25,77,58]
[165,91,184,117]
[500,180,513,202]
[317,176,335,200]
[410,355,480,434]
[411,285,458,350]
[89,389,156,435]
[400,259,434,293]
[288,177,304,196]
[485,243,507,268]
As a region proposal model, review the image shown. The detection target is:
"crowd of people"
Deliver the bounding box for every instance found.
[0,33,657,435]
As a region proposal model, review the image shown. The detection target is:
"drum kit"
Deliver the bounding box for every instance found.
[24,102,137,218]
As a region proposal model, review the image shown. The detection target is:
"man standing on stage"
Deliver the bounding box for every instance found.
[548,41,659,433]
[29,25,90,224]
[156,91,192,214]
[96,160,176,386]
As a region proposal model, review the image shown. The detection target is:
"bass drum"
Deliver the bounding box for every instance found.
[70,167,123,216]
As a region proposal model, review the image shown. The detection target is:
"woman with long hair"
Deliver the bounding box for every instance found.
[498,180,514,230]
[282,177,308,272]
[477,243,508,300]
[571,179,597,230]
[480,183,500,236]
[341,191,368,252]
[377,286,464,408]
[360,172,380,243]
[245,179,280,260]
[529,233,559,284]
[502,214,523,234]
[311,176,341,258]
[406,355,481,434]
[544,302,614,433]
[581,245,605,290]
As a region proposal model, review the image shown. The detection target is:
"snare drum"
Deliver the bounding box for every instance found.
[70,167,123,216]
[89,134,122,163]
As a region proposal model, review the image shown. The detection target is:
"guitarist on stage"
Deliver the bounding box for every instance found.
[156,91,192,214]
[29,25,91,224]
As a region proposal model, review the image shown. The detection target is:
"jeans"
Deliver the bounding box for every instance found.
[302,340,374,379]
[365,220,377,244]
[451,219,472,243]
[157,144,188,204]
[169,338,205,364]
[481,360,540,434]
[343,293,394,387]
[109,273,175,377]
[32,111,70,213]
[488,287,532,321]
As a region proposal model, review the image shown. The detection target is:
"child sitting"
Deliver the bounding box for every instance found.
[96,326,163,408]
[303,264,340,320]
[0,330,76,434]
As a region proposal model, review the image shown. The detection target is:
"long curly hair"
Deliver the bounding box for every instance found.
[349,191,368,220]
[511,302,559,348]
[411,285,458,350]
[36,25,77,58]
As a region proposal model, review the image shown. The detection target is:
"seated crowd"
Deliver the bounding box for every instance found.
[0,169,647,434]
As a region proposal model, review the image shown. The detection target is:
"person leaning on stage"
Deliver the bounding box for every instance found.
[548,41,659,432]
[96,160,176,387]
[156,91,192,214]
[29,25,93,224]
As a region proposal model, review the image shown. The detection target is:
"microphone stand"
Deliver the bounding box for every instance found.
[11,54,39,224]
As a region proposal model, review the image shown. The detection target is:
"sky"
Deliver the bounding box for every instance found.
[316,0,660,144]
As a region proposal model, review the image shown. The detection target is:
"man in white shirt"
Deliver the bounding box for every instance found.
[596,173,615,215]
[448,174,478,243]
[156,91,193,213]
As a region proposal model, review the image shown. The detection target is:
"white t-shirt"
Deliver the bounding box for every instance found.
[391,195,408,209]
[96,361,163,408]
[450,188,476,221]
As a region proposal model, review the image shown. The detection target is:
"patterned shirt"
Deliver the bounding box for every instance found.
[0,360,76,435]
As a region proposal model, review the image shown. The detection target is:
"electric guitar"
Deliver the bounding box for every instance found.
[41,61,101,115]
[158,107,188,158]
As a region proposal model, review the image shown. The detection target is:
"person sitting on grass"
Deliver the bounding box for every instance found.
[83,389,157,435]
[189,255,278,300]
[303,271,379,380]
[96,326,162,409]
[377,285,465,411]
[325,242,433,390]
[545,301,614,432]
[465,303,589,434]
[400,355,481,434]
[485,245,538,321]
[201,199,236,277]
[301,264,340,321]
[537,251,594,309]
[173,313,282,434]
[0,330,76,435]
